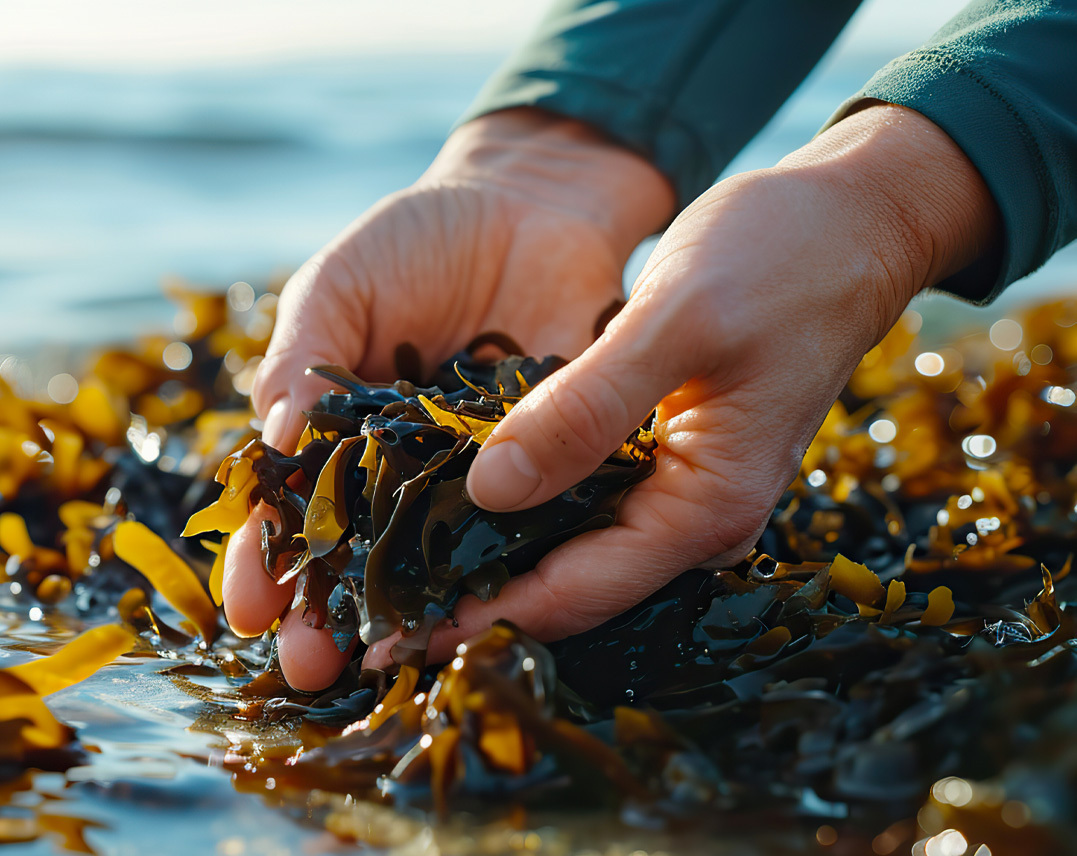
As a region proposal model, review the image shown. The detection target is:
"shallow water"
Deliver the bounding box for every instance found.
[0,608,826,856]
[0,600,324,855]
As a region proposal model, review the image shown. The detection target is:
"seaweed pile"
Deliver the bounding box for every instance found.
[4,287,1077,854]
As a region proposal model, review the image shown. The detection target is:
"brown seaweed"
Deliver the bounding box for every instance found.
[185,354,657,664]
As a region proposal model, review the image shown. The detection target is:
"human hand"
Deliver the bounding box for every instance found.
[364,103,1001,668]
[220,108,674,690]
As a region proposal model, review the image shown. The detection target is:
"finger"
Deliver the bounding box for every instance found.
[277,605,357,692]
[466,298,689,512]
[252,253,370,451]
[361,634,399,672]
[221,503,293,638]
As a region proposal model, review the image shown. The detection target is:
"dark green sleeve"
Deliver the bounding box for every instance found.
[461,0,863,209]
[823,0,1077,303]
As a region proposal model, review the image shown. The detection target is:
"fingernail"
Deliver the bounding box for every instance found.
[467,440,542,511]
[262,397,291,449]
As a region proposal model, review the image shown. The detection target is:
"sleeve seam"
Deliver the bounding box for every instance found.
[644,4,742,134]
[484,66,724,188]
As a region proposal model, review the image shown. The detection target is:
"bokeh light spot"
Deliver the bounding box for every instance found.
[228,281,256,311]
[162,341,193,371]
[915,352,945,377]
[47,372,79,404]
[988,318,1023,351]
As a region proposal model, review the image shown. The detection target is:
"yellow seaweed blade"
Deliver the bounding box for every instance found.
[0,512,35,558]
[113,521,218,641]
[745,626,792,656]
[0,672,68,749]
[69,379,127,445]
[57,500,105,531]
[181,454,256,537]
[1027,566,1061,634]
[921,586,955,626]
[8,625,136,697]
[356,434,380,504]
[295,422,316,453]
[59,501,107,575]
[879,580,907,625]
[182,502,246,539]
[62,529,95,576]
[202,535,230,607]
[366,665,420,732]
[428,725,461,817]
[39,419,85,496]
[305,435,365,558]
[417,395,497,446]
[357,433,378,476]
[477,715,528,775]
[829,554,886,607]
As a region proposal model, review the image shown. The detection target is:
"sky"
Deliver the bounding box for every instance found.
[2,0,968,68]
[1,0,549,67]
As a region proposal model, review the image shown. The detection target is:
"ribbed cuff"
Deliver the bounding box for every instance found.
[822,49,1055,305]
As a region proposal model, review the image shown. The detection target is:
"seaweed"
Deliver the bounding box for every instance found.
[0,625,134,776]
[184,353,657,664]
[7,285,1077,854]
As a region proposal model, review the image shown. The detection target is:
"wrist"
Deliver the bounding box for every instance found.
[775,103,1001,306]
[424,108,675,259]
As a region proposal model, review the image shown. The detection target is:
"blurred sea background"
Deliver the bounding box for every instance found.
[3,0,1076,357]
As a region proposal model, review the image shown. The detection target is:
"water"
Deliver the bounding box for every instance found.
[3,4,1075,353]
[0,55,496,349]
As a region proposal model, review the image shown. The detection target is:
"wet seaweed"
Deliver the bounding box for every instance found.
[183,354,657,665]
[5,287,1077,854]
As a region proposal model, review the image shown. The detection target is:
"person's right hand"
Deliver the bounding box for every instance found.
[219,108,675,691]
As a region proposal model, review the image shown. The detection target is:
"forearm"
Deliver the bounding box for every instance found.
[823,0,1077,302]
[777,103,1001,324]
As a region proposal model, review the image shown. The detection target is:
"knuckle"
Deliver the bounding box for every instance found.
[540,372,629,464]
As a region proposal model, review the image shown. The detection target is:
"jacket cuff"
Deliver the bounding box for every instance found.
[822,49,1054,305]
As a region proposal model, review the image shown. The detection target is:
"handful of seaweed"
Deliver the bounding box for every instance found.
[183,355,656,664]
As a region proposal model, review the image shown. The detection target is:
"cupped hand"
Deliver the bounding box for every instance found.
[365,103,1001,669]
[220,108,674,690]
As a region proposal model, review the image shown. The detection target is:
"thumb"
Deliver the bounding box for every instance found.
[466,305,684,511]
[251,256,369,451]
